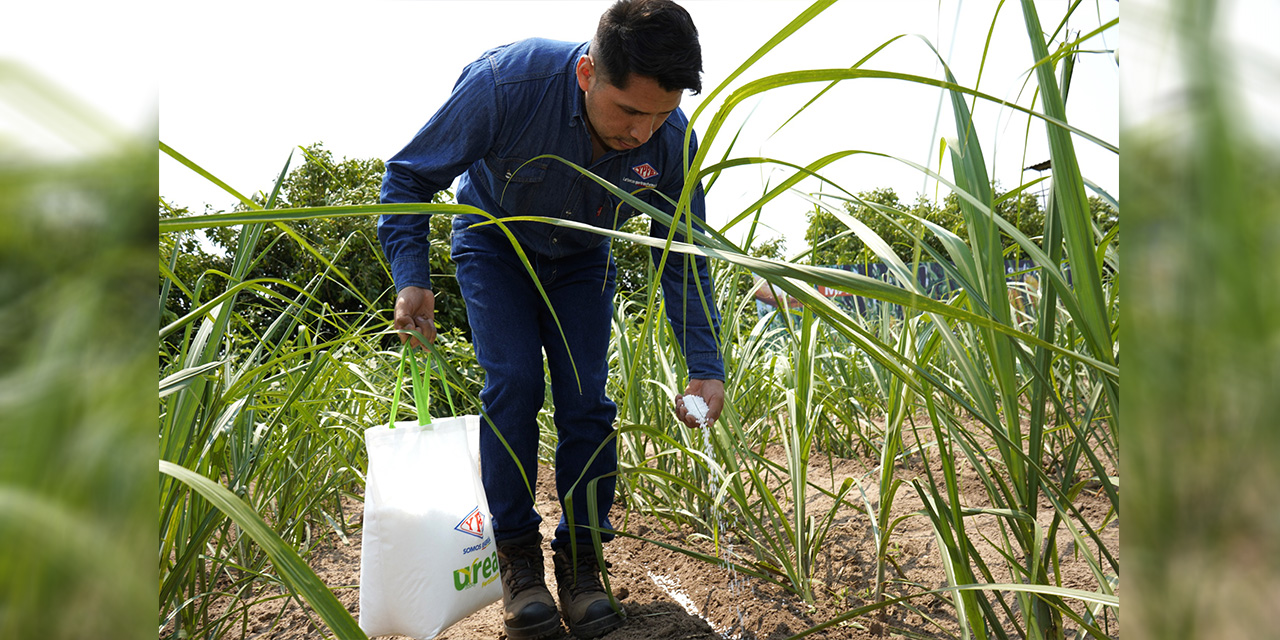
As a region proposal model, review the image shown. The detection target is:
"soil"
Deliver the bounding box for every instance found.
[198,422,1119,640]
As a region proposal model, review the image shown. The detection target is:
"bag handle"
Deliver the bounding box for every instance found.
[388,342,456,428]
[434,346,456,416]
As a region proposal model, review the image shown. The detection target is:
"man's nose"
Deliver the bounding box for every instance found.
[631,115,659,144]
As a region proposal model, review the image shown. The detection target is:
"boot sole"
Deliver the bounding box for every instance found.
[504,616,564,640]
[565,608,625,639]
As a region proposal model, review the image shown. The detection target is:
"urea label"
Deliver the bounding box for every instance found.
[453,551,500,591]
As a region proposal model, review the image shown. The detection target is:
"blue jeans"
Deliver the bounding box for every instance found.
[451,216,617,551]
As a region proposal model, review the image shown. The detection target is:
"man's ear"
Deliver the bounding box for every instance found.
[576,55,594,92]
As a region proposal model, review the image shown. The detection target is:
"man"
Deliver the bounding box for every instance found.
[378,1,724,637]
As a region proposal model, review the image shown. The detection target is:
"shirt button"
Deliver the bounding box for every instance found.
[552,237,559,243]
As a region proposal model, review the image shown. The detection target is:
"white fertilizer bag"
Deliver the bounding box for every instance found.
[359,414,500,639]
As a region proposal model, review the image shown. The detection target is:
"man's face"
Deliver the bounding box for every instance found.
[576,55,683,152]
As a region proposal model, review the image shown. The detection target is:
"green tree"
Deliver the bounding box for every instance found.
[806,187,948,265]
[612,216,653,304]
[164,143,468,342]
[731,235,787,335]
[159,200,226,325]
[204,144,389,330]
[804,184,1057,267]
[611,214,784,337]
[935,186,1046,260]
[610,216,774,305]
[1089,194,1119,237]
[804,187,904,266]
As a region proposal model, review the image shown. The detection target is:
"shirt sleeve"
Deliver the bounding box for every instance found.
[649,129,725,382]
[377,56,502,292]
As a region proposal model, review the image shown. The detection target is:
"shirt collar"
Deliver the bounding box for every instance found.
[568,42,589,128]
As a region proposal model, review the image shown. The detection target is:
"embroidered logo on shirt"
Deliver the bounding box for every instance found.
[632,163,659,180]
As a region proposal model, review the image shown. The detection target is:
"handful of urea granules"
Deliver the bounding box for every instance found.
[681,394,710,427]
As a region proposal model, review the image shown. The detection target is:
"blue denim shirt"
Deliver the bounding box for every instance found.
[378,38,724,380]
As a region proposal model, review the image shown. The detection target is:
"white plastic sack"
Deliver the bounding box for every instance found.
[359,414,500,639]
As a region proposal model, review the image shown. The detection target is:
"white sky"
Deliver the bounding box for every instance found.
[0,5,155,157]
[1122,0,1280,144]
[155,1,1117,256]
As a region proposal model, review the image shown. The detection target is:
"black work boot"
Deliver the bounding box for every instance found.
[552,545,625,638]
[496,532,562,640]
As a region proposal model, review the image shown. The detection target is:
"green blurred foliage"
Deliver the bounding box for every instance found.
[0,62,153,639]
[1126,0,1280,637]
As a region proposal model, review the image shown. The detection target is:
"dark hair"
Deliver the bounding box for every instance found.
[592,0,702,94]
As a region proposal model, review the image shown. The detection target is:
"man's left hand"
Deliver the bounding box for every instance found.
[674,378,725,428]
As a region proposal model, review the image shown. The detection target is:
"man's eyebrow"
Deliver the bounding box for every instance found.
[620,104,676,116]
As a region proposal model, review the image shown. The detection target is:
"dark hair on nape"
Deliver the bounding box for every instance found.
[592,0,702,94]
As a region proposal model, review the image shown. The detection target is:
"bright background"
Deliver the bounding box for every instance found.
[156,0,1119,255]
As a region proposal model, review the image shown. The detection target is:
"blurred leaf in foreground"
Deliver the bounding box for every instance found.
[1126,0,1280,637]
[0,60,153,639]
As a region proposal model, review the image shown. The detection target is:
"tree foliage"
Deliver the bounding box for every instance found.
[611,214,785,335]
[803,185,1117,267]
[160,201,220,325]
[160,143,467,342]
[612,216,654,304]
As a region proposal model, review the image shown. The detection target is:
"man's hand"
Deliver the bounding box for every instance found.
[674,378,725,428]
[394,286,436,348]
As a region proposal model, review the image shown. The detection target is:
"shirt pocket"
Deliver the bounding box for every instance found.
[490,156,549,183]
[486,156,551,217]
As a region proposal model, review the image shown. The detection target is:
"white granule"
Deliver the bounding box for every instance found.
[682,394,710,427]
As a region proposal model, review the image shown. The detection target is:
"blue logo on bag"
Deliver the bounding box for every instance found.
[462,537,492,555]
[455,507,485,539]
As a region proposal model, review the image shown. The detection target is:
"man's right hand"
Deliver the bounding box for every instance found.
[394,286,436,348]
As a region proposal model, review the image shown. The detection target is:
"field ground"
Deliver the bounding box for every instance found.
[204,422,1118,640]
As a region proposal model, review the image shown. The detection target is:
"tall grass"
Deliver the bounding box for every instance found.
[160,151,375,638]
[158,144,492,638]
[158,1,1120,638]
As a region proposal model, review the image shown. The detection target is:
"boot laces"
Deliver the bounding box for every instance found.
[500,542,544,596]
[563,552,610,598]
